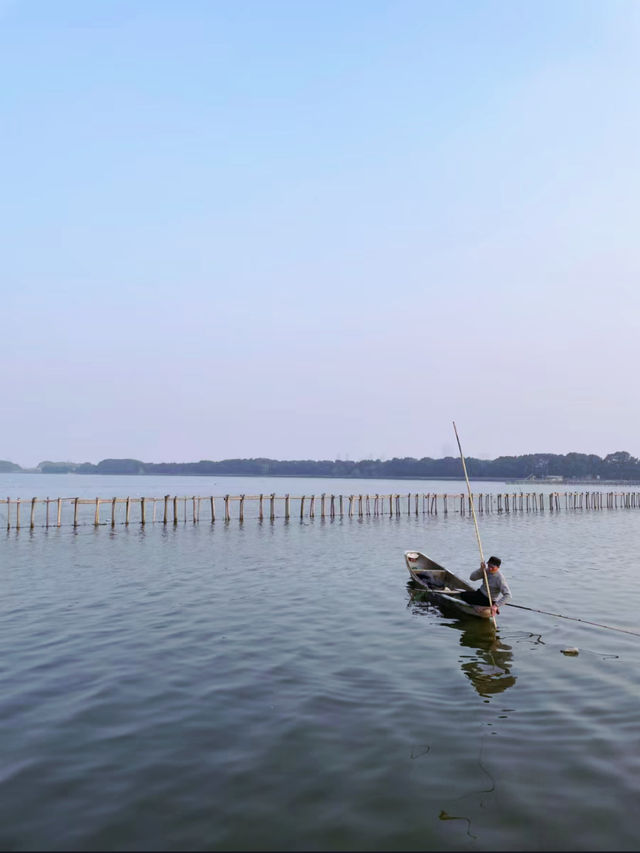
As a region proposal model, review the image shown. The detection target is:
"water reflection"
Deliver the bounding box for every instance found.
[408,583,516,697]
[451,620,516,698]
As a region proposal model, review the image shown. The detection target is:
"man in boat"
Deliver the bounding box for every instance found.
[460,556,512,617]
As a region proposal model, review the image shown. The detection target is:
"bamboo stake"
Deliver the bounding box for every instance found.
[452,421,496,628]
[12,487,640,532]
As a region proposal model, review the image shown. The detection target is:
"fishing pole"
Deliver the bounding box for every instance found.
[505,603,640,638]
[452,421,497,628]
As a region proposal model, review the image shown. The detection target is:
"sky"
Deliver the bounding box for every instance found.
[2,0,640,467]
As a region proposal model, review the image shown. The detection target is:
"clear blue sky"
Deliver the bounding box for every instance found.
[2,0,639,466]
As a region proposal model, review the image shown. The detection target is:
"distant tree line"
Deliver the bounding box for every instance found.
[7,450,639,481]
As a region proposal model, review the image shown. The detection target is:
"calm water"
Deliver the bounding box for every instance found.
[2,475,640,850]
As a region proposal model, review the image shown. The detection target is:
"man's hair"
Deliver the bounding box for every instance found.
[487,556,501,567]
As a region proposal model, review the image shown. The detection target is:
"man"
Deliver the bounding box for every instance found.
[460,556,512,617]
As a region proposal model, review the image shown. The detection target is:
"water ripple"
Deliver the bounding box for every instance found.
[2,505,640,849]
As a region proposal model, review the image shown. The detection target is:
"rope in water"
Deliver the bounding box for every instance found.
[505,603,640,637]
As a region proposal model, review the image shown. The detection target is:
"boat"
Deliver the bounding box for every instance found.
[404,550,494,620]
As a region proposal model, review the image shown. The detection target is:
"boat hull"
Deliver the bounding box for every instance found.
[404,550,493,620]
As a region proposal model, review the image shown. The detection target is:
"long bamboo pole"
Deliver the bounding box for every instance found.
[452,421,496,628]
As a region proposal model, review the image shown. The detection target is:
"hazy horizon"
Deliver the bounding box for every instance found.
[3,446,636,470]
[4,1,639,468]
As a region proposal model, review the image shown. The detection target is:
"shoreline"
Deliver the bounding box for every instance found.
[4,471,640,486]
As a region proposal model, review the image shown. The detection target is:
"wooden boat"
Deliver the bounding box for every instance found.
[404,550,493,620]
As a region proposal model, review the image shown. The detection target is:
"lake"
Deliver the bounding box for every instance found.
[1,474,639,850]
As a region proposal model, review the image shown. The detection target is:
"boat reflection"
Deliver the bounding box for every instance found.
[408,583,516,698]
[450,619,516,698]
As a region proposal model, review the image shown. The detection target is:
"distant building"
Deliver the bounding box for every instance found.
[511,474,564,484]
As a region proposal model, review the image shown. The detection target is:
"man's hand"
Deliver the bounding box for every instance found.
[491,604,499,615]
[480,561,487,569]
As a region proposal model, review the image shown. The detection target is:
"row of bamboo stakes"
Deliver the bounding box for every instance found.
[2,490,640,530]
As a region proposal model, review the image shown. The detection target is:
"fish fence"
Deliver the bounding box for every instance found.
[2,490,640,531]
